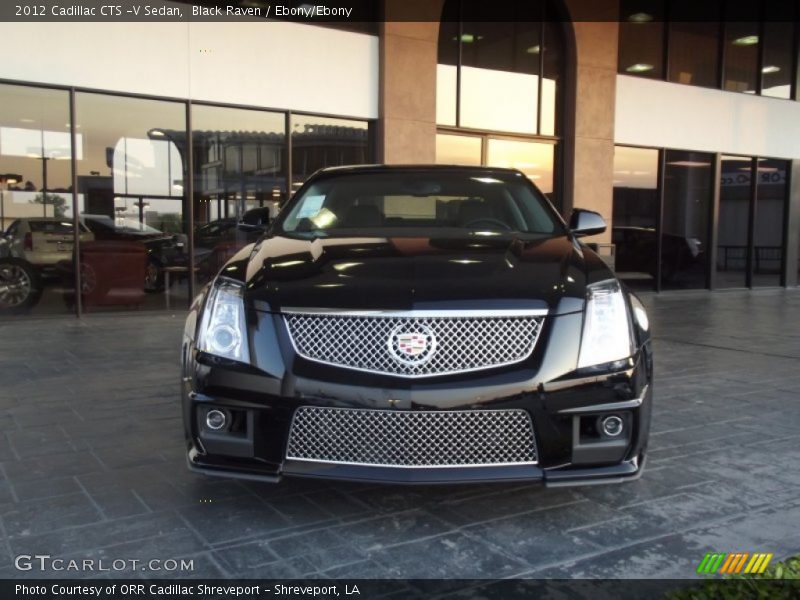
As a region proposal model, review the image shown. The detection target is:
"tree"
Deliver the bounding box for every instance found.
[30,193,67,218]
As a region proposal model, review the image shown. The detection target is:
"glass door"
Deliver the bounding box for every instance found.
[716,156,751,288]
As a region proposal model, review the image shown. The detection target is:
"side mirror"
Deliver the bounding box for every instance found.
[569,209,606,237]
[240,210,270,228]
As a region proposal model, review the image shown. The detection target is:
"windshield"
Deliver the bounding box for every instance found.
[278,172,564,237]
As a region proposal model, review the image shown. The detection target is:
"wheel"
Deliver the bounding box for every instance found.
[0,258,43,312]
[144,259,164,293]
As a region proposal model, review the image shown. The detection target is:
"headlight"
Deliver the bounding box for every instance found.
[577,279,633,369]
[197,279,249,363]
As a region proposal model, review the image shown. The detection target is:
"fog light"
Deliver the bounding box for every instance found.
[206,409,227,431]
[600,415,624,437]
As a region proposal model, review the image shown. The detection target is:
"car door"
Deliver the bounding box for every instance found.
[26,220,94,266]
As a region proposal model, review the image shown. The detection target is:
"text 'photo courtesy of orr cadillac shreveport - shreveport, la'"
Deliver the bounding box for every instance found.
[182,165,652,487]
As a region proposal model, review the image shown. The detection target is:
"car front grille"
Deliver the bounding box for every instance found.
[283,310,545,377]
[285,406,538,468]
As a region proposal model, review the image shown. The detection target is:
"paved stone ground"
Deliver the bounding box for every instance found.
[0,288,799,581]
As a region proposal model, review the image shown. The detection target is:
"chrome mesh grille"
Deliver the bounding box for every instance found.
[286,407,538,467]
[283,312,544,377]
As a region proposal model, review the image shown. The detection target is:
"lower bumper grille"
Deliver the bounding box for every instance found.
[286,406,538,468]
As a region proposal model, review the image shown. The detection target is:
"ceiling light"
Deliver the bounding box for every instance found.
[526,45,541,54]
[732,35,759,46]
[453,33,481,43]
[627,12,653,23]
[667,161,710,168]
[626,63,654,73]
[19,118,35,123]
[762,65,781,74]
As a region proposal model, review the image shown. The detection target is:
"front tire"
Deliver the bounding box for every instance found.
[0,258,43,312]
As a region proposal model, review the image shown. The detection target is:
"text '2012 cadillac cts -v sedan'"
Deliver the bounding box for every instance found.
[182,165,653,486]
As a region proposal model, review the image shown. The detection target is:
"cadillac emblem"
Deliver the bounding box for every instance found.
[388,324,436,365]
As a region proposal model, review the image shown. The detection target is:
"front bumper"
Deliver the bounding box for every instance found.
[183,354,652,487]
[188,448,646,487]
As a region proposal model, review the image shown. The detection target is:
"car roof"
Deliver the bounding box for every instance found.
[18,217,68,222]
[314,164,527,177]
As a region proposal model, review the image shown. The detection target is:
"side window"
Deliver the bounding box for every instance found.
[5,220,20,237]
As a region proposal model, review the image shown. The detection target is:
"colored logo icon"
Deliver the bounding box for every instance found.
[697,552,774,575]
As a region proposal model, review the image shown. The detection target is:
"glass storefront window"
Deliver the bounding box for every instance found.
[541,20,562,136]
[435,2,562,213]
[436,134,557,207]
[618,0,666,80]
[0,83,74,315]
[761,0,796,99]
[717,156,788,288]
[667,13,722,89]
[486,138,554,196]
[1,83,373,316]
[752,158,788,287]
[722,7,760,94]
[458,21,541,134]
[291,114,370,192]
[75,92,187,310]
[435,134,482,165]
[436,12,459,127]
[717,156,752,288]
[191,105,287,287]
[611,146,660,290]
[437,0,562,136]
[621,0,799,101]
[662,150,713,289]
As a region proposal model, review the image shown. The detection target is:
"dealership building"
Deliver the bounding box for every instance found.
[0,0,798,317]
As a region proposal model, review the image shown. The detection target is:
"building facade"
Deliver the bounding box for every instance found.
[0,0,798,318]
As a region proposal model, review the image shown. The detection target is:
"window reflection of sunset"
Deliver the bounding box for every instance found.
[435,134,481,166]
[613,146,658,189]
[437,65,557,136]
[435,136,554,194]
[487,139,554,194]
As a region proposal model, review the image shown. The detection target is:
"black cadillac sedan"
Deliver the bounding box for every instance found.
[182,165,652,486]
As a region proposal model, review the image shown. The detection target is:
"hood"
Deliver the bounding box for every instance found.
[239,234,610,316]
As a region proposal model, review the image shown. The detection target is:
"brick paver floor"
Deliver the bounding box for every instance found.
[1,289,799,580]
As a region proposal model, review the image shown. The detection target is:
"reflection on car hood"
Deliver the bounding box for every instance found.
[239,234,609,315]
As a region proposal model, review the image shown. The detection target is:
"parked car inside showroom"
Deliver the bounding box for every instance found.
[0,217,94,311]
[81,215,188,292]
[195,207,273,279]
[181,165,652,486]
[0,235,42,311]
